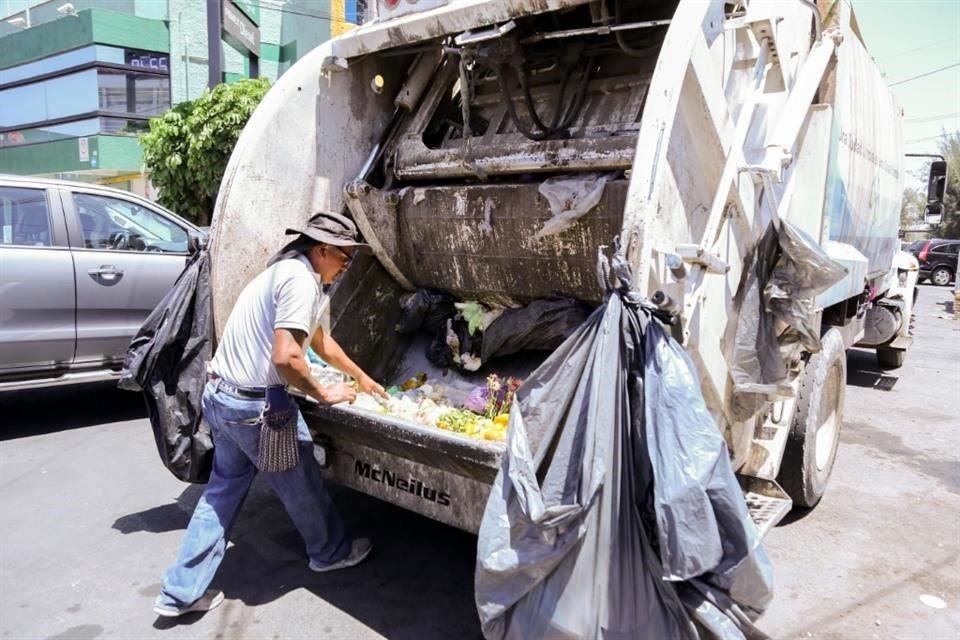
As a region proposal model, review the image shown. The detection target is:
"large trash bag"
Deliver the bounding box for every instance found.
[730,219,847,418]
[119,250,213,484]
[475,248,772,640]
[481,297,591,363]
[395,288,457,334]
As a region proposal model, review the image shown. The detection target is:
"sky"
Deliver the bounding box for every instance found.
[852,0,960,182]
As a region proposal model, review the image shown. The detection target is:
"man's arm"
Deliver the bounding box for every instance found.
[272,328,356,404]
[311,328,387,397]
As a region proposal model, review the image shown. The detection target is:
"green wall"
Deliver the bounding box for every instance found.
[0,8,169,69]
[0,136,142,174]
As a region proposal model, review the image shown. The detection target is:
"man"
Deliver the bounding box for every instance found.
[153,211,387,617]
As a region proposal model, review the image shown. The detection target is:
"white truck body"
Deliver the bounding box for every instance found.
[209,0,916,533]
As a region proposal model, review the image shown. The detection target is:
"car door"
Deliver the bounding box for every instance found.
[930,242,958,266]
[61,188,195,365]
[0,184,76,375]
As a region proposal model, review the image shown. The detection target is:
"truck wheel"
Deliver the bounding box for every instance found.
[876,347,906,369]
[931,266,953,286]
[777,328,846,509]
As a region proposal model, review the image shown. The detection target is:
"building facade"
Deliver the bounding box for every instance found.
[0,0,359,196]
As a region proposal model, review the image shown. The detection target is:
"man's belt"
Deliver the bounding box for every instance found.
[208,374,268,399]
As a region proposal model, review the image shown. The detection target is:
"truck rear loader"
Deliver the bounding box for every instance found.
[208,0,923,535]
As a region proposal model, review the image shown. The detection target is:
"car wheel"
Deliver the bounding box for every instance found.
[931,266,953,286]
[876,347,906,369]
[777,328,845,509]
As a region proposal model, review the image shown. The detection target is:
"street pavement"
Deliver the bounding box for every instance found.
[0,284,957,640]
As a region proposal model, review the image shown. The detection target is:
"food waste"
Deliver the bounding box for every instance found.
[348,374,521,442]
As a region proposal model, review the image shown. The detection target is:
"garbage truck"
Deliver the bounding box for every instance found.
[207,0,927,534]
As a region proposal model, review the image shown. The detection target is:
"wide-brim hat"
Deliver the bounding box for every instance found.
[285,211,370,249]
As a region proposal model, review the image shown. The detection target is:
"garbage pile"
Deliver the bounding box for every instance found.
[341,371,522,443]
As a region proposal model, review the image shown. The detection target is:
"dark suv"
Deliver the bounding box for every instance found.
[911,238,959,286]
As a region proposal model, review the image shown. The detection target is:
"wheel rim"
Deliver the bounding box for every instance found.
[933,269,950,285]
[815,366,842,472]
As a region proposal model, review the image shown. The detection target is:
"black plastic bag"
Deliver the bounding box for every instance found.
[475,249,772,640]
[396,288,457,334]
[730,220,846,418]
[481,297,590,363]
[119,251,213,484]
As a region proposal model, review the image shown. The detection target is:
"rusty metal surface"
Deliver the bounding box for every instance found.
[393,135,637,179]
[393,180,627,303]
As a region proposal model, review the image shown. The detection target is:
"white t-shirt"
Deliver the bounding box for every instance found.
[212,254,330,387]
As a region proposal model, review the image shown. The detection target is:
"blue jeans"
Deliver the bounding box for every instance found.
[157,381,349,608]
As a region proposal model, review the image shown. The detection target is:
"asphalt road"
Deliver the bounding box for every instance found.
[0,284,957,640]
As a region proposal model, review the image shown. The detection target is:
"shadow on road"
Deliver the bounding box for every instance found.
[0,382,147,441]
[119,480,483,639]
[845,348,899,391]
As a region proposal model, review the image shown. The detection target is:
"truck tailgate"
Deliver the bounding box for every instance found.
[302,400,504,532]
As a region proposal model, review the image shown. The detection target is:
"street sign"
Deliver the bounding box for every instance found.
[78,137,89,162]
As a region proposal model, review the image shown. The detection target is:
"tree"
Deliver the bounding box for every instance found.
[140,78,271,226]
[932,131,960,239]
[900,183,925,228]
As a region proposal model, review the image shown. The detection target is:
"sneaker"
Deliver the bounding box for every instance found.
[309,537,373,573]
[153,590,224,618]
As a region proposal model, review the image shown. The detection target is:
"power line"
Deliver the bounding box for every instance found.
[886,35,960,59]
[905,133,949,144]
[889,62,960,86]
[904,112,960,124]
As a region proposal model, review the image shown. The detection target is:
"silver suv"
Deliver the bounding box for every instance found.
[0,175,204,391]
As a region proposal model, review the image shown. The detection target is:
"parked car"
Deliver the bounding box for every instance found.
[911,238,959,286]
[0,175,205,391]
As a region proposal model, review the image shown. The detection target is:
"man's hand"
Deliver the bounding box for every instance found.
[320,383,357,405]
[358,374,388,399]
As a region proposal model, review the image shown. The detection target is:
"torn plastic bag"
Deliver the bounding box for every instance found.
[480,297,591,363]
[119,250,213,484]
[534,173,613,239]
[730,219,846,414]
[475,249,772,640]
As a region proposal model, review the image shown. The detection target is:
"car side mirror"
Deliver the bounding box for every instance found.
[924,202,944,226]
[924,160,948,225]
[927,160,947,203]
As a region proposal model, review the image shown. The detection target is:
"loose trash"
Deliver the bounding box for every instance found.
[475,246,773,640]
[919,594,946,609]
[346,373,521,443]
[534,172,614,239]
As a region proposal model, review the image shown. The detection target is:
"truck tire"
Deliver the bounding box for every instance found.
[777,328,846,509]
[876,346,906,369]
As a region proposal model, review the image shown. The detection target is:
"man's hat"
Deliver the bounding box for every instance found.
[285,211,370,249]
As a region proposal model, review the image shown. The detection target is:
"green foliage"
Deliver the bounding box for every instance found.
[900,184,925,228]
[140,77,270,225]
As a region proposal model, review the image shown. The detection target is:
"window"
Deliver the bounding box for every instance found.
[73,193,188,253]
[0,187,52,247]
[97,69,171,117]
[0,70,99,128]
